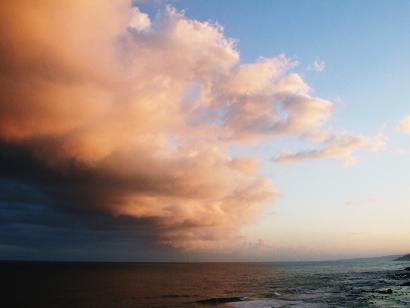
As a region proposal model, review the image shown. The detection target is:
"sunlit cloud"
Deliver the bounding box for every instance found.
[397,115,410,134]
[273,133,386,166]
[0,0,382,250]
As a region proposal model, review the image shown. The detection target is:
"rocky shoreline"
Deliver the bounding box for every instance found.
[394,254,410,261]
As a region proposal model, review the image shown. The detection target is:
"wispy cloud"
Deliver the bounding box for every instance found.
[273,133,386,166]
[307,57,326,72]
[397,115,410,134]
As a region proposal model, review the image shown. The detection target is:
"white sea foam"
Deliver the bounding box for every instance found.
[229,298,325,308]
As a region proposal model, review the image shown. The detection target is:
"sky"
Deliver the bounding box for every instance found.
[0,0,409,261]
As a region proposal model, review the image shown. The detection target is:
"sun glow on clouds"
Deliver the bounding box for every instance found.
[274,132,386,166]
[0,1,383,250]
[398,115,410,134]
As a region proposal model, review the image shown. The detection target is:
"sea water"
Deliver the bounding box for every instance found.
[1,256,409,307]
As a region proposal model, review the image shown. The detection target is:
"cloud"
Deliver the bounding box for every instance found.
[0,1,381,251]
[307,57,325,72]
[129,7,151,32]
[398,115,410,134]
[273,133,386,166]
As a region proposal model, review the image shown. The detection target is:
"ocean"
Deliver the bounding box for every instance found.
[1,256,410,307]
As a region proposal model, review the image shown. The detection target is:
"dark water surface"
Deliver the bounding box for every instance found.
[1,257,410,307]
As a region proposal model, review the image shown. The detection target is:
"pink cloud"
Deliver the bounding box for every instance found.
[274,133,386,166]
[0,1,383,250]
[398,115,410,134]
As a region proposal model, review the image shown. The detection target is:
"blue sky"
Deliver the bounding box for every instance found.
[164,0,410,259]
[167,0,410,130]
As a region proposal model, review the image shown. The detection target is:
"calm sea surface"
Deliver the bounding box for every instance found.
[1,256,410,307]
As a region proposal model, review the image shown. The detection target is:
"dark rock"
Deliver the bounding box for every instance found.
[402,281,410,286]
[393,272,410,280]
[404,267,410,271]
[377,289,393,294]
[361,288,393,294]
[196,297,244,305]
